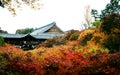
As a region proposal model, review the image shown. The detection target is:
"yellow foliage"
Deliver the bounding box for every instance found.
[87,31,107,46]
[78,29,95,40]
[29,46,74,62]
[88,46,109,53]
[75,46,109,55]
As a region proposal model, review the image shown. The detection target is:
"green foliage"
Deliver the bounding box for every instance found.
[79,33,93,46]
[0,36,4,46]
[100,13,120,34]
[101,0,120,17]
[0,55,8,75]
[65,30,79,40]
[0,51,10,75]
[76,47,109,56]
[0,27,8,34]
[92,21,101,28]
[91,9,99,21]
[16,28,34,34]
[103,35,120,53]
[100,13,120,53]
[69,31,79,41]
[91,0,120,20]
[92,36,102,44]
[89,47,109,53]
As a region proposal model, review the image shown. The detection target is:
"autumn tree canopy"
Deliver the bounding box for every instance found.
[0,0,43,15]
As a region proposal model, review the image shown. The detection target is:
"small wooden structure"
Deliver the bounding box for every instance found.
[0,22,64,50]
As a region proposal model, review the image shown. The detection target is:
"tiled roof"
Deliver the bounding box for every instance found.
[0,33,63,39]
[0,34,27,38]
[32,33,64,39]
[0,22,64,39]
[30,22,56,35]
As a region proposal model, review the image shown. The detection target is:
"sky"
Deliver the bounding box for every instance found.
[0,0,110,34]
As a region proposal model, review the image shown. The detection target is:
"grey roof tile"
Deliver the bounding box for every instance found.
[32,33,64,39]
[30,22,56,35]
[0,33,63,39]
[0,34,27,38]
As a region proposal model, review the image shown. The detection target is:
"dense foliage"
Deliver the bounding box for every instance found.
[0,44,120,75]
[68,30,80,41]
[37,36,66,48]
[100,13,120,53]
[0,36,4,46]
[91,0,120,20]
[92,20,101,28]
[91,9,99,21]
[103,34,120,53]
[101,0,120,17]
[78,13,120,53]
[100,13,120,34]
[0,27,8,34]
[78,29,94,46]
[16,28,34,34]
[65,30,80,41]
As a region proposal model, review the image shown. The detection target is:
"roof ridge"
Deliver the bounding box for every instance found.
[36,22,56,30]
[30,22,56,35]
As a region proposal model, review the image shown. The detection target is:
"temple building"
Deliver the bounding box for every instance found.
[0,22,64,50]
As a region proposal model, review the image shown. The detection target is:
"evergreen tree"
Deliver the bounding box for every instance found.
[101,0,120,17]
[91,9,99,21]
[91,0,120,19]
[16,28,34,34]
[0,27,8,34]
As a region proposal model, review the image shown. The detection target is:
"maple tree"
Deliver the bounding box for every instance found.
[0,0,43,15]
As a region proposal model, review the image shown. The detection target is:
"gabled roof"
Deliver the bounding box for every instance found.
[30,22,64,35]
[0,22,64,39]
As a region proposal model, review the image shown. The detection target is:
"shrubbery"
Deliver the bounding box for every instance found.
[100,13,120,53]
[78,29,94,46]
[81,13,120,53]
[100,13,120,34]
[103,34,120,53]
[65,30,79,41]
[0,36,4,46]
[69,31,79,41]
[0,47,120,75]
[37,36,66,48]
[0,55,9,75]
[80,33,93,46]
[92,20,101,28]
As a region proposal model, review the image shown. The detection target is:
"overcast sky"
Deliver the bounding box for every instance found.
[0,0,109,34]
